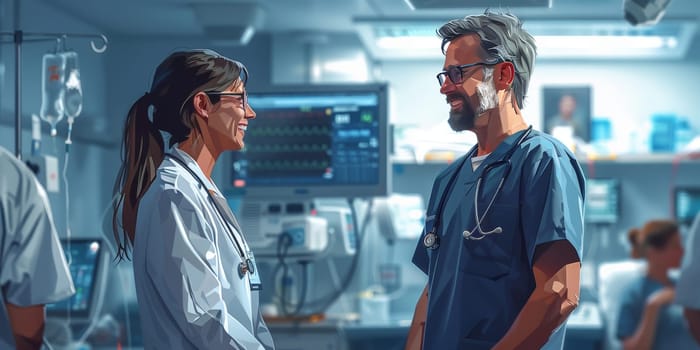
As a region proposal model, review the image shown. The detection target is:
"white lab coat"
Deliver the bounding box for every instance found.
[133,147,274,350]
[0,147,75,349]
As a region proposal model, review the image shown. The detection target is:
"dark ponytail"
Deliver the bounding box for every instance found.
[112,93,164,261]
[627,228,642,259]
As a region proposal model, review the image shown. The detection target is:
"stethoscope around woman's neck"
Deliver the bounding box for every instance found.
[423,126,533,250]
[164,153,254,279]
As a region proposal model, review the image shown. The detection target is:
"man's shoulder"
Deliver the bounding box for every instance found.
[521,130,575,159]
[0,147,41,200]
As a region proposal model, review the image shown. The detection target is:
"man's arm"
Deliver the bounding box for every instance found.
[492,240,580,350]
[404,285,428,350]
[5,303,45,350]
[684,309,700,345]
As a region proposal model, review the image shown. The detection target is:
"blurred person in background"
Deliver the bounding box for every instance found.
[616,219,698,350]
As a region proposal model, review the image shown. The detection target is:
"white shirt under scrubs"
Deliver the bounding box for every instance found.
[0,147,75,349]
[133,147,274,350]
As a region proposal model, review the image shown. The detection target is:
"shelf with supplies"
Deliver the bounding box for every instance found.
[580,152,700,164]
[391,151,700,166]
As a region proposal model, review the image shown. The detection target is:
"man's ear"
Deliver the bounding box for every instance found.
[192,92,210,119]
[494,61,515,91]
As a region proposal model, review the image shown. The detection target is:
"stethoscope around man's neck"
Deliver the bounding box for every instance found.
[423,126,533,250]
[165,153,254,279]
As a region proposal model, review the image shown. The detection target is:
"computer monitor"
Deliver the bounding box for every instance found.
[585,179,620,224]
[231,84,390,199]
[46,238,107,322]
[675,187,700,226]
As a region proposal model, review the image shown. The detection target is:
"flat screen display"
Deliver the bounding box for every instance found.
[585,179,620,224]
[231,84,390,199]
[46,239,101,318]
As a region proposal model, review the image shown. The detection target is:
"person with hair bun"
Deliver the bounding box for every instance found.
[112,49,274,349]
[615,220,697,350]
[627,228,644,259]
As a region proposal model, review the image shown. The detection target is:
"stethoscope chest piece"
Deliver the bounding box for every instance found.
[424,230,440,250]
[238,258,255,279]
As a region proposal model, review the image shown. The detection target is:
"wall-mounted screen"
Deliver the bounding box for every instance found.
[585,178,620,224]
[46,239,103,321]
[231,84,390,199]
[675,187,700,226]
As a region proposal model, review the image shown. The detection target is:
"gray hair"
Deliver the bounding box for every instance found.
[437,11,537,109]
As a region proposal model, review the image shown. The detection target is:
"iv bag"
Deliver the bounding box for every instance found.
[62,51,82,119]
[40,52,66,136]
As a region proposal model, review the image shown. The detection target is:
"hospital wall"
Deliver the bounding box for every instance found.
[377,59,700,142]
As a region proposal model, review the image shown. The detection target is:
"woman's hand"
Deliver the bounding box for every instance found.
[646,287,676,309]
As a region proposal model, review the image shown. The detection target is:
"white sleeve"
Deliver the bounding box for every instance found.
[144,190,265,349]
[676,213,700,309]
[0,168,75,306]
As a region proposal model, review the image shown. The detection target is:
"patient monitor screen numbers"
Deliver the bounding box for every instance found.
[234,93,381,187]
[47,240,100,314]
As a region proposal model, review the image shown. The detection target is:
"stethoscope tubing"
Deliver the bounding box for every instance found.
[165,153,253,278]
[424,126,533,249]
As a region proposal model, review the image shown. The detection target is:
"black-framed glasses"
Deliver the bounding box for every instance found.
[206,91,248,109]
[436,60,503,86]
[178,90,249,116]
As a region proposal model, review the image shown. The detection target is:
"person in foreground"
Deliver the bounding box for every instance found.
[0,146,75,350]
[112,49,274,349]
[405,11,585,350]
[677,212,700,344]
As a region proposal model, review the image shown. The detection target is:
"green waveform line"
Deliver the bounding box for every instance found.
[248,160,330,170]
[246,143,330,152]
[247,126,330,137]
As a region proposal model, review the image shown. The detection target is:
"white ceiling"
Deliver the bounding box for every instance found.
[35,0,700,37]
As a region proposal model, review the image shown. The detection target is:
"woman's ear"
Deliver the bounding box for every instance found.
[494,62,515,91]
[192,92,210,119]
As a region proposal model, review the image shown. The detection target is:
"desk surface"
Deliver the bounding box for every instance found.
[269,302,604,339]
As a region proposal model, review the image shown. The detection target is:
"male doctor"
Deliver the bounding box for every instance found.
[406,11,585,350]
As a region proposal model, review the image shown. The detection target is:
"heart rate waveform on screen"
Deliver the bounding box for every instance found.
[243,107,333,179]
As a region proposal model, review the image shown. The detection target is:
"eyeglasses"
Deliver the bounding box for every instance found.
[206,91,248,109]
[436,60,504,86]
[178,90,249,116]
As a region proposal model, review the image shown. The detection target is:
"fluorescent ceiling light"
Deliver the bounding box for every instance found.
[375,34,679,53]
[536,35,677,50]
[355,18,697,60]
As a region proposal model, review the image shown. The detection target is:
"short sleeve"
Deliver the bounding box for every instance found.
[520,142,585,266]
[615,286,644,340]
[412,176,443,275]
[412,219,430,275]
[0,169,75,306]
[676,212,700,309]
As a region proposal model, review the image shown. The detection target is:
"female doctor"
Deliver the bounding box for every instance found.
[112,49,274,349]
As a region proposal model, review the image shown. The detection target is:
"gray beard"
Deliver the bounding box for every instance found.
[447,72,498,132]
[448,98,476,131]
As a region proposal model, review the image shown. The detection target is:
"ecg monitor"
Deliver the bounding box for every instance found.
[231,84,390,199]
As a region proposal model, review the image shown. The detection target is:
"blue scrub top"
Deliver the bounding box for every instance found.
[412,129,585,350]
[616,276,699,350]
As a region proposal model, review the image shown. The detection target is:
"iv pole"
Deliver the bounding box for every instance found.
[0,32,108,160]
[0,1,108,160]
